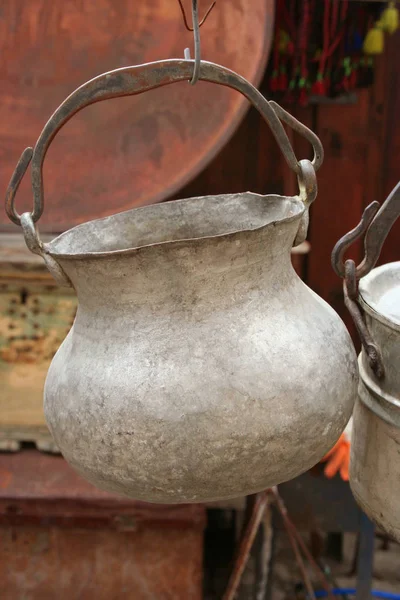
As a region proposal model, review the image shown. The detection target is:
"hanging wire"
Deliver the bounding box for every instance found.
[177,0,216,31]
[177,0,217,84]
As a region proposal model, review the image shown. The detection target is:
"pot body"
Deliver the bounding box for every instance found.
[43,194,357,503]
[350,262,400,540]
[351,381,400,542]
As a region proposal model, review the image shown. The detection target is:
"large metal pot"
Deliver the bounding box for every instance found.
[5,60,357,503]
[351,262,400,541]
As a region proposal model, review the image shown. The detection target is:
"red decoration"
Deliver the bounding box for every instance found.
[268,0,376,102]
[311,74,326,96]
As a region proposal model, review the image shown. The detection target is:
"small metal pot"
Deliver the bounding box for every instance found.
[350,262,400,541]
[333,183,400,540]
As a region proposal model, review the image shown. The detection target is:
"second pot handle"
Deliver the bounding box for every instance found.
[6,59,323,233]
[331,180,400,380]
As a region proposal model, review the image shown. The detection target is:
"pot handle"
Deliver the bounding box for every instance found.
[6,59,323,233]
[331,180,400,380]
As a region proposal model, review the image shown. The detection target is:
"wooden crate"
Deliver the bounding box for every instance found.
[0,234,76,451]
[0,450,205,599]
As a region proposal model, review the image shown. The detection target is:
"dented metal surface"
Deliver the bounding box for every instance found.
[40,191,356,503]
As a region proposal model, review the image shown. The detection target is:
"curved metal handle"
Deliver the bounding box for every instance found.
[6,59,323,228]
[332,181,400,280]
[331,180,400,380]
[358,181,400,278]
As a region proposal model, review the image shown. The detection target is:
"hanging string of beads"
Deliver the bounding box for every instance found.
[268,0,399,104]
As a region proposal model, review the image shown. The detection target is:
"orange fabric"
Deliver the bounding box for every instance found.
[320,434,350,481]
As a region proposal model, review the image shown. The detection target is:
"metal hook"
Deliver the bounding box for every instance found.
[331,201,380,278]
[177,0,216,31]
[178,0,216,85]
[331,181,400,380]
[332,180,400,280]
[358,180,400,278]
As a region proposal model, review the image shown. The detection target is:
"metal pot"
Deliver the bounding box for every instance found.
[5,60,357,503]
[332,183,400,540]
[351,262,400,541]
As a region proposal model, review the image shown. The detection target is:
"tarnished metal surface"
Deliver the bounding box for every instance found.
[0,233,309,451]
[0,0,274,231]
[177,0,216,85]
[37,191,356,503]
[359,262,400,415]
[343,259,384,379]
[350,262,400,542]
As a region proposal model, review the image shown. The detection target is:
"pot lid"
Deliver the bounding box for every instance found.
[0,0,274,233]
[359,261,400,329]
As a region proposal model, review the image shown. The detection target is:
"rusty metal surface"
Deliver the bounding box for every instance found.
[0,526,203,599]
[223,492,270,600]
[343,260,384,379]
[0,0,274,232]
[223,488,335,600]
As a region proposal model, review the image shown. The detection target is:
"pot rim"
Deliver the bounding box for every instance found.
[359,261,400,332]
[44,192,305,260]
